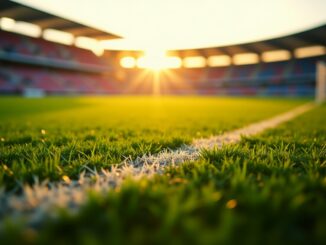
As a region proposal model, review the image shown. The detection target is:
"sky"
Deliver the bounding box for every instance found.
[14,0,326,51]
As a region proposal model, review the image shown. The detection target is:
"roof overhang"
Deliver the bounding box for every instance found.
[110,24,325,57]
[0,1,122,40]
[171,24,326,57]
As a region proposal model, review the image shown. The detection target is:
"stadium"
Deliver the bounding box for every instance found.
[0,0,325,244]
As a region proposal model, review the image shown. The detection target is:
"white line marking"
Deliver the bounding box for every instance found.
[0,103,315,227]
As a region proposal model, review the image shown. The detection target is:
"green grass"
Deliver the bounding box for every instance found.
[0,99,324,245]
[0,96,304,189]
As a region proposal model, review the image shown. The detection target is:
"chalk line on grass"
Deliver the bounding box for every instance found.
[0,102,315,227]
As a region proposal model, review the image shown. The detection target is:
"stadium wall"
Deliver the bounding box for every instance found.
[0,29,325,96]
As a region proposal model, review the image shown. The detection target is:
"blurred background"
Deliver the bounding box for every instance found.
[0,0,325,97]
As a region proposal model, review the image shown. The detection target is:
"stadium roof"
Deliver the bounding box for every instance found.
[169,24,326,58]
[1,0,325,58]
[0,1,121,40]
[11,0,326,51]
[113,24,326,58]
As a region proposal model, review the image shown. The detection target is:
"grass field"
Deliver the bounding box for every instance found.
[0,96,325,244]
[0,96,304,189]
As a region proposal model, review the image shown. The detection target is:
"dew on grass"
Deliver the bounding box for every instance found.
[226,199,237,209]
[62,175,71,184]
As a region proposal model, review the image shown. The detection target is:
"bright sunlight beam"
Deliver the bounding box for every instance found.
[132,49,183,96]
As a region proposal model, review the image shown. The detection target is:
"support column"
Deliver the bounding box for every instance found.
[316,61,326,103]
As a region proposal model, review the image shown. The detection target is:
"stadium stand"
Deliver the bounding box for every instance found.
[0,0,324,96]
[0,29,118,95]
[116,55,323,96]
[0,63,116,94]
[0,30,107,68]
[114,24,325,96]
[0,29,323,95]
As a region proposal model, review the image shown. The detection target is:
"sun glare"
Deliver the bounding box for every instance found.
[136,49,181,71]
[120,57,136,68]
[120,49,184,95]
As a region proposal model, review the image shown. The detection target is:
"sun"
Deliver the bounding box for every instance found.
[137,49,168,71]
[119,48,183,95]
[137,49,182,71]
